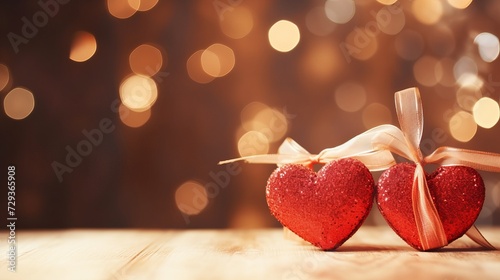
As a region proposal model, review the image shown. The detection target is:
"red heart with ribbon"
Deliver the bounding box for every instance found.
[266,158,374,250]
[220,130,395,250]
[377,163,485,250]
[372,88,497,250]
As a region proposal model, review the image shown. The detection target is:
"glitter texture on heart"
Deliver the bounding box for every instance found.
[376,163,485,250]
[266,158,375,250]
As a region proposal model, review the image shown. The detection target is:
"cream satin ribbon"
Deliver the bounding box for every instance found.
[372,87,499,250]
[219,124,396,171]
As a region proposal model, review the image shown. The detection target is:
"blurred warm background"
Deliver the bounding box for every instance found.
[1,0,499,229]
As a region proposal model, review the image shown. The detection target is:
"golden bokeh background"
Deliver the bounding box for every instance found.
[1,0,499,228]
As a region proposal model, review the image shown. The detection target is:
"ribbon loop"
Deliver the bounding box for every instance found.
[395,88,424,163]
[278,138,311,156]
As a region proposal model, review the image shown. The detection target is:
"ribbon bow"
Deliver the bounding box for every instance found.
[219,125,396,171]
[372,87,499,250]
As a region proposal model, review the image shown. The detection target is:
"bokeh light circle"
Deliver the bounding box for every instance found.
[268,20,301,52]
[474,32,500,63]
[473,97,500,129]
[324,0,356,24]
[69,31,97,62]
[175,181,208,215]
[220,6,253,39]
[449,111,477,142]
[334,82,367,112]
[119,74,158,112]
[201,43,235,78]
[129,44,164,76]
[4,87,35,120]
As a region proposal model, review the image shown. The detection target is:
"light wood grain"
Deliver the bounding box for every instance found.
[1,227,499,280]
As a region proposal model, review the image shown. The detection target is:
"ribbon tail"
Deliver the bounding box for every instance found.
[425,146,500,172]
[218,153,312,165]
[412,164,448,250]
[219,138,314,166]
[465,225,496,250]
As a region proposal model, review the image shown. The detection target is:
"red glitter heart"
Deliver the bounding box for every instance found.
[266,158,374,250]
[376,163,485,250]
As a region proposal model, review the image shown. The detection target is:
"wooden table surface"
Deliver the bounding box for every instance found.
[1,226,499,280]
